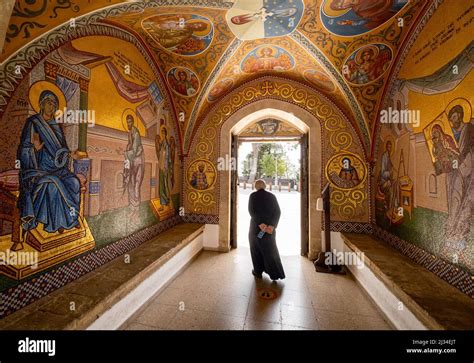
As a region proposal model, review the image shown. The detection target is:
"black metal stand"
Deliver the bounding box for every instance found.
[314,184,346,274]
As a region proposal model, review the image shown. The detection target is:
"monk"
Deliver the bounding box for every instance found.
[248,179,285,281]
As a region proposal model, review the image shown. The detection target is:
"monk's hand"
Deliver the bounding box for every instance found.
[265,225,274,234]
[32,132,44,151]
[258,223,267,231]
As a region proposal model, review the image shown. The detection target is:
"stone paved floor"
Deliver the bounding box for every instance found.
[122,247,393,330]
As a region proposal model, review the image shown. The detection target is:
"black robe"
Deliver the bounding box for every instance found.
[248,189,285,280]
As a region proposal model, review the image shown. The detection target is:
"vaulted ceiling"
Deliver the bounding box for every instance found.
[0,0,433,158]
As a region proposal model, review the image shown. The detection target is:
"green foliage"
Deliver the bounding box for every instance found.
[238,142,299,180]
[241,152,252,177]
[257,143,297,179]
[259,152,278,177]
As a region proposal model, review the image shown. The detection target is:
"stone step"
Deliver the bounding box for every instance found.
[341,233,474,330]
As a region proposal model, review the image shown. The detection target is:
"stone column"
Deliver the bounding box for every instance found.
[77,78,89,158]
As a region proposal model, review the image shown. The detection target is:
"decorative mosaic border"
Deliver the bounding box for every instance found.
[372,225,473,298]
[185,76,370,220]
[0,214,183,319]
[182,213,219,224]
[222,75,366,159]
[367,166,374,224]
[329,221,373,234]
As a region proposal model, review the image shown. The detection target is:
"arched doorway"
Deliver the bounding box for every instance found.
[229,129,309,256]
[218,100,323,260]
[185,77,366,260]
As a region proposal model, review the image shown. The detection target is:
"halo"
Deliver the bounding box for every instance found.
[256,45,277,58]
[174,67,189,81]
[159,124,168,135]
[121,108,137,132]
[167,67,200,97]
[325,152,366,189]
[430,120,446,134]
[186,159,216,191]
[383,135,396,156]
[354,45,379,65]
[28,81,66,114]
[445,97,472,123]
[322,0,352,17]
[423,117,446,142]
[186,18,212,37]
[341,156,351,165]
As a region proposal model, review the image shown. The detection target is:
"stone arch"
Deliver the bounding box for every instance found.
[184,77,370,256]
[218,100,322,258]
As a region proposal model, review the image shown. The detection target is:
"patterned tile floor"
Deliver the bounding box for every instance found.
[122,248,393,330]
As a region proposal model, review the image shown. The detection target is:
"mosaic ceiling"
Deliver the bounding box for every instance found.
[1,0,431,158]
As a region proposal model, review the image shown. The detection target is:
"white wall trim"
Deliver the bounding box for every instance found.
[203,224,220,250]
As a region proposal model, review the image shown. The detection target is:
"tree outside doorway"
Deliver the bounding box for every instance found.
[237,141,301,256]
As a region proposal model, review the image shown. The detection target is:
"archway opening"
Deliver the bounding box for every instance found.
[223,109,311,257]
[218,102,322,260]
[236,140,302,256]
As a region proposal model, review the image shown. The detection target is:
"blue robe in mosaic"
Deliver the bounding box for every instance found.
[17,114,80,233]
